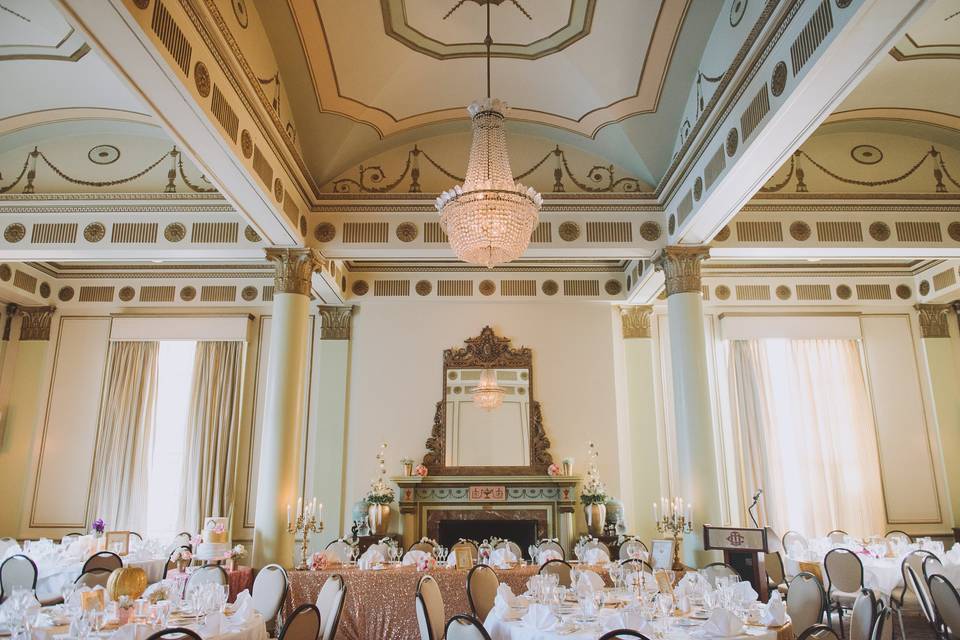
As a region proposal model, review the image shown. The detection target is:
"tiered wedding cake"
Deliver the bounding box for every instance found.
[195,517,230,561]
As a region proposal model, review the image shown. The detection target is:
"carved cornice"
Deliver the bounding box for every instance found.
[317,305,355,340]
[619,305,654,339]
[653,246,710,296]
[443,326,532,369]
[19,306,56,341]
[264,248,323,296]
[916,303,952,338]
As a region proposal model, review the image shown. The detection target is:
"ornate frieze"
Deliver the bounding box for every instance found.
[653,246,710,297]
[19,306,56,341]
[619,305,653,339]
[915,303,952,338]
[317,305,355,340]
[264,248,323,296]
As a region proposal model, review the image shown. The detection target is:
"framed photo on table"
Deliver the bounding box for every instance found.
[104,531,130,556]
[650,538,675,570]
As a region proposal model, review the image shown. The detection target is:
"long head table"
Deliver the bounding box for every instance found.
[284,565,610,640]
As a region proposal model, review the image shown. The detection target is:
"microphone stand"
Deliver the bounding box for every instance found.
[748,490,762,528]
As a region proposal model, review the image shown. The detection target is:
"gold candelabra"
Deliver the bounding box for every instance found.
[655,496,692,572]
[287,497,323,570]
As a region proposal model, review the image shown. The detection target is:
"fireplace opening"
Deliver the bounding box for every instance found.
[438,519,539,559]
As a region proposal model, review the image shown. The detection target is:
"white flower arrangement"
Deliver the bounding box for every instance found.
[365,442,396,505]
[224,544,246,560]
[580,442,607,505]
[170,547,192,563]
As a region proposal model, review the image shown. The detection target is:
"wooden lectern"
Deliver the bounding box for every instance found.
[703,525,770,602]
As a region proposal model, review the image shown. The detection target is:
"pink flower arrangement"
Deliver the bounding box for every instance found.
[310,551,329,571]
[414,464,428,477]
[191,534,202,547]
[415,555,436,572]
[547,463,561,477]
[213,523,226,534]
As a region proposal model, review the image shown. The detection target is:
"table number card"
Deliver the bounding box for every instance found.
[654,570,674,594]
[454,547,473,569]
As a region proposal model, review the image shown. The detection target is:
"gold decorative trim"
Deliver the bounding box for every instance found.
[19,306,56,341]
[264,247,323,296]
[653,245,710,296]
[915,303,951,338]
[317,305,355,340]
[619,305,653,339]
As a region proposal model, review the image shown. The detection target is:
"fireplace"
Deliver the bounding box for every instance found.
[438,519,538,558]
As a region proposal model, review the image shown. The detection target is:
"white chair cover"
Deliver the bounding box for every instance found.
[252,564,287,632]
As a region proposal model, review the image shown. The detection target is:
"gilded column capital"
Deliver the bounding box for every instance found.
[20,305,56,341]
[317,305,355,340]
[619,305,653,339]
[915,303,952,338]
[653,245,710,296]
[264,248,324,296]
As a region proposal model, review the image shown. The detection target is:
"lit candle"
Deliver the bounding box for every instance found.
[287,503,291,529]
[686,502,692,522]
[297,497,302,518]
[653,502,658,522]
[318,503,323,523]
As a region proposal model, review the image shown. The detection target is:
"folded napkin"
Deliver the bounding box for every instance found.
[489,548,517,569]
[583,548,610,565]
[581,570,605,591]
[600,608,654,635]
[229,590,253,626]
[731,581,759,606]
[522,603,558,630]
[538,549,561,565]
[575,573,596,597]
[494,584,523,614]
[403,550,430,566]
[945,544,960,565]
[357,549,385,570]
[761,591,788,626]
[446,553,458,568]
[700,608,745,638]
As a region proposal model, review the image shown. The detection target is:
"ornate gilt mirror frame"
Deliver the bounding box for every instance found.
[422,326,554,476]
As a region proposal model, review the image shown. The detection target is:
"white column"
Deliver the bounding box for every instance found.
[252,248,322,568]
[655,246,721,565]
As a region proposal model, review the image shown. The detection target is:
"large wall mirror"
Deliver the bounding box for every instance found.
[423,327,553,475]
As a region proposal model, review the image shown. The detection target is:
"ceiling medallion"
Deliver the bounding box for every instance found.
[896,285,912,300]
[949,222,960,242]
[436,5,541,269]
[541,280,558,296]
[416,280,433,296]
[693,177,703,201]
[0,265,10,282]
[83,222,106,243]
[164,222,187,242]
[180,286,197,301]
[479,279,496,296]
[352,280,369,296]
[639,221,661,242]
[119,287,135,302]
[851,144,883,165]
[836,285,853,300]
[789,221,811,241]
[240,130,253,159]
[715,225,731,242]
[315,222,336,242]
[715,285,731,300]
[39,283,50,298]
[726,128,739,157]
[770,61,787,97]
[58,286,75,302]
[919,280,930,296]
[241,286,258,301]
[668,214,676,235]
[604,280,622,295]
[88,144,120,165]
[776,285,791,300]
[869,221,890,241]
[396,222,418,242]
[4,224,25,243]
[729,0,748,27]
[194,61,211,98]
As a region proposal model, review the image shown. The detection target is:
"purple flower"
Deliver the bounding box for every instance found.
[92,518,105,534]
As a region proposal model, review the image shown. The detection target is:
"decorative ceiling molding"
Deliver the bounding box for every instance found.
[825,108,960,134]
[287,0,690,138]
[890,34,960,61]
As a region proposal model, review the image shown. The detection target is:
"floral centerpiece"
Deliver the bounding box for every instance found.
[91,518,105,537]
[547,462,561,477]
[171,547,192,572]
[223,544,246,570]
[309,551,329,571]
[580,442,608,536]
[414,464,428,477]
[365,442,395,536]
[117,596,135,624]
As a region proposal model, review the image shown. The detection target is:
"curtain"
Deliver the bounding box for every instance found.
[178,341,245,533]
[89,341,159,532]
[728,338,886,537]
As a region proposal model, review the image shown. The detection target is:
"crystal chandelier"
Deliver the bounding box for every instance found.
[472,368,505,411]
[435,4,541,269]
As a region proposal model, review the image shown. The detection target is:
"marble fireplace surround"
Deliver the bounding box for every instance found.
[394,475,580,554]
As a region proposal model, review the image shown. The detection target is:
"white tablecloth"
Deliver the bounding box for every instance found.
[784,554,960,598]
[484,608,785,640]
[31,612,267,640]
[35,557,167,603]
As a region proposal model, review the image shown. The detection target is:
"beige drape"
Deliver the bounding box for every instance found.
[178,341,245,533]
[728,339,886,537]
[89,341,159,532]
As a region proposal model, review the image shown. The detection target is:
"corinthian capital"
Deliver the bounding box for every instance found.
[317,305,355,340]
[20,306,56,341]
[619,305,653,339]
[915,303,952,338]
[653,246,710,297]
[265,248,324,296]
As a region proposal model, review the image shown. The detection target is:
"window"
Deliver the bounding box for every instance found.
[145,341,196,540]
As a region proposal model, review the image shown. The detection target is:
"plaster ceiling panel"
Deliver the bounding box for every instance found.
[0,0,86,60]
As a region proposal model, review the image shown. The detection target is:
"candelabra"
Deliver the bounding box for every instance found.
[287,497,324,570]
[655,497,692,572]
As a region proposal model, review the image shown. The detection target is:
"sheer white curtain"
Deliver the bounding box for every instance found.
[728,338,886,537]
[88,341,159,532]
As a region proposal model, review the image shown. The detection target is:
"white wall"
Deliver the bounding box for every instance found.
[342,302,623,533]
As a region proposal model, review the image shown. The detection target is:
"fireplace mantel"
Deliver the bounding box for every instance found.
[393,475,581,554]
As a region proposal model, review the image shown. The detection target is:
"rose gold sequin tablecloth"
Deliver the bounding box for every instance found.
[284,565,611,640]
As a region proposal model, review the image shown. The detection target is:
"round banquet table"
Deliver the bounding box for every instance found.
[783,554,960,599]
[284,564,611,640]
[35,557,167,603]
[484,607,794,640]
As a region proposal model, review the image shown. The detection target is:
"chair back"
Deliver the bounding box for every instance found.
[494,540,522,561]
[444,614,493,640]
[450,540,479,562]
[786,572,827,635]
[415,575,444,640]
[536,539,565,559]
[827,529,848,544]
[764,527,783,553]
[922,555,944,581]
[899,550,936,607]
[869,607,893,640]
[322,577,345,640]
[539,559,572,587]
[409,541,437,554]
[75,569,113,589]
[466,564,499,621]
[619,558,654,574]
[906,565,937,625]
[324,539,354,564]
[252,564,288,633]
[928,574,960,639]
[172,532,193,550]
[598,631,651,640]
[618,538,648,560]
[765,551,786,587]
[700,562,739,587]
[184,565,227,593]
[314,575,345,640]
[129,532,143,542]
[782,531,809,551]
[145,627,204,640]
[583,538,610,555]
[849,589,878,640]
[59,534,83,546]
[82,551,122,573]
[278,603,321,640]
[884,530,910,544]
[0,554,38,602]
[824,548,863,595]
